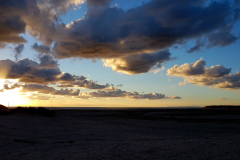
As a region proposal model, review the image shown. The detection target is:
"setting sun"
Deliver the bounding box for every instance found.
[0,80,28,107]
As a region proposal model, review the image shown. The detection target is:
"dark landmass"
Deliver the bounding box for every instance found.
[0,104,8,115]
[204,105,240,109]
[0,105,55,117]
[0,106,240,159]
[9,107,55,117]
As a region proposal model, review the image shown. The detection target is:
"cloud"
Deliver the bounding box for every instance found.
[0,0,84,47]
[0,58,111,89]
[0,58,182,101]
[86,0,113,16]
[28,95,51,101]
[103,49,172,74]
[4,82,181,101]
[217,98,228,100]
[39,55,58,68]
[17,83,80,96]
[42,0,85,14]
[79,88,181,100]
[21,84,56,94]
[167,59,240,90]
[172,46,178,49]
[0,0,239,62]
[0,58,61,83]
[187,39,205,53]
[57,73,110,89]
[14,44,25,61]
[50,0,240,59]
[86,0,112,6]
[54,88,80,96]
[207,26,238,48]
[0,0,28,46]
[32,43,51,54]
[167,59,206,76]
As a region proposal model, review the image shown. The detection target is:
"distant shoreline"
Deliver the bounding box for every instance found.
[6,106,204,110]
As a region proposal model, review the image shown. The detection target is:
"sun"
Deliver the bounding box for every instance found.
[0,80,28,107]
[0,79,4,90]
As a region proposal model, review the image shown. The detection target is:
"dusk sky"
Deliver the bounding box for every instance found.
[0,0,240,107]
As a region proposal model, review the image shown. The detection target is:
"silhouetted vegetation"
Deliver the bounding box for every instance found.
[10,107,55,117]
[204,105,240,109]
[0,104,9,115]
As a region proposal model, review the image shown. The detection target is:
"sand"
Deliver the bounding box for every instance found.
[0,108,240,160]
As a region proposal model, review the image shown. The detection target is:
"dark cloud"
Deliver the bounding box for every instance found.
[53,88,80,96]
[0,0,28,46]
[187,39,205,53]
[103,49,172,74]
[59,79,110,89]
[78,87,181,100]
[86,0,113,16]
[172,46,178,49]
[0,0,84,47]
[0,0,239,62]
[205,65,232,78]
[167,59,240,90]
[207,26,238,48]
[236,0,240,5]
[19,83,80,96]
[234,0,240,20]
[0,58,61,83]
[39,55,58,68]
[0,58,110,89]
[32,43,51,54]
[14,44,24,61]
[21,84,56,94]
[86,0,113,6]
[75,80,110,89]
[51,0,240,59]
[22,0,83,45]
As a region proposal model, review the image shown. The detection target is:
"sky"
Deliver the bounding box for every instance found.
[0,0,240,107]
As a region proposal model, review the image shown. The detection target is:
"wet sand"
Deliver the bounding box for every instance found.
[0,108,240,160]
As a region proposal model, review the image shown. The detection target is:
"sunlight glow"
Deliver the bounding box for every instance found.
[0,79,4,90]
[0,80,28,107]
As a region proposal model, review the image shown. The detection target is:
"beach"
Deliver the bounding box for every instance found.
[0,108,240,160]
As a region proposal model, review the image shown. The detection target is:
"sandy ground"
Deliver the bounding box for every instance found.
[0,109,240,160]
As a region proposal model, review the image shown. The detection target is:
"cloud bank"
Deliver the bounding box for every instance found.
[51,0,240,59]
[0,57,182,100]
[3,82,181,100]
[1,0,239,60]
[0,56,110,89]
[0,0,239,76]
[167,59,240,90]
